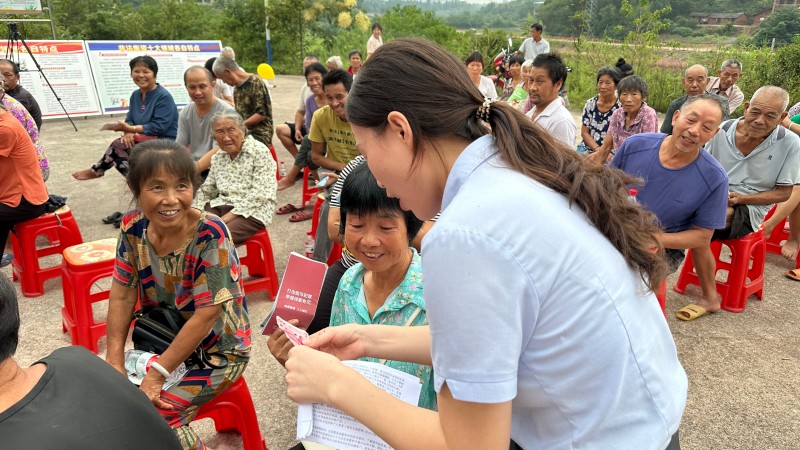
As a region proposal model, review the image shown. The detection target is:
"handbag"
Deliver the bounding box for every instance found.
[132,306,228,370]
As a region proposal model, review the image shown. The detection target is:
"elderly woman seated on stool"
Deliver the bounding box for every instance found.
[193,109,277,246]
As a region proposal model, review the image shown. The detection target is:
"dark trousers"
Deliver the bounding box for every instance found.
[306,258,348,335]
[1,197,47,251]
[203,204,264,247]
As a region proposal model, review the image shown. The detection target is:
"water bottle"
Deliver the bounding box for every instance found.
[124,349,188,390]
[279,161,287,177]
[304,237,315,259]
[628,188,638,203]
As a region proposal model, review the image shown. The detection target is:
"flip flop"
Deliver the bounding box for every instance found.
[102,211,123,224]
[784,269,800,282]
[675,304,712,321]
[0,253,12,268]
[276,203,301,215]
[289,211,313,223]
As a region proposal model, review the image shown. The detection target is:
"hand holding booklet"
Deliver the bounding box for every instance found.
[261,252,328,335]
[296,360,423,450]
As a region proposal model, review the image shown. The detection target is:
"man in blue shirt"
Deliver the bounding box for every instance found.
[612,94,729,320]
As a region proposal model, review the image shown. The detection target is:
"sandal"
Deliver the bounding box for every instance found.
[102,211,123,224]
[784,269,800,282]
[289,211,313,222]
[1,253,12,268]
[276,203,301,215]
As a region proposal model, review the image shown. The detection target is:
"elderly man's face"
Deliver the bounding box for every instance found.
[670,99,723,154]
[303,58,318,71]
[0,62,18,90]
[682,67,707,97]
[742,95,787,139]
[718,66,741,91]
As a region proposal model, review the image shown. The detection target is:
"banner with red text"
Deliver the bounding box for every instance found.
[1,40,102,119]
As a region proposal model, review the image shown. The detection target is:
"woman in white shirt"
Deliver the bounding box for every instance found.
[285,39,686,450]
[465,52,498,101]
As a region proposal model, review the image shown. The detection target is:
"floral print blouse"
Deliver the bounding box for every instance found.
[330,248,437,410]
[194,135,277,227]
[606,103,659,151]
[581,96,620,147]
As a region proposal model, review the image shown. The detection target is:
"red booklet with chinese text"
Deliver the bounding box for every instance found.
[261,252,328,335]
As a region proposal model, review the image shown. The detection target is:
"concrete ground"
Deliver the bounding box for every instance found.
[8,74,800,449]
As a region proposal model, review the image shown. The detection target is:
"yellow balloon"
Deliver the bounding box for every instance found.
[257,63,275,80]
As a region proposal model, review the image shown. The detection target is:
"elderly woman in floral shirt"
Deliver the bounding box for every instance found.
[0,80,48,181]
[194,109,277,245]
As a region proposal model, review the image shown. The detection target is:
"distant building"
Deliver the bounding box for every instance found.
[689,12,746,25]
[773,0,800,12]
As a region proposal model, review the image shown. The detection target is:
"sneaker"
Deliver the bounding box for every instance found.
[0,253,12,268]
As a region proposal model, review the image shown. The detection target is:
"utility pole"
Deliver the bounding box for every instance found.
[265,0,272,64]
[583,0,596,37]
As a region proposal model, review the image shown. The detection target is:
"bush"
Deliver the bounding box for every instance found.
[671,26,693,37]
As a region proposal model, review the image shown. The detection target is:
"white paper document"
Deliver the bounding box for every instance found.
[297,360,423,450]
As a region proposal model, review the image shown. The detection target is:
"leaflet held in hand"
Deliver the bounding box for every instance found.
[261,252,328,335]
[297,360,423,450]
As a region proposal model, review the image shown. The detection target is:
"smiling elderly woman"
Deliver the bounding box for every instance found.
[194,110,277,245]
[72,56,178,181]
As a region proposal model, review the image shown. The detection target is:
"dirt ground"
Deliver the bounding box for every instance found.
[7,74,800,449]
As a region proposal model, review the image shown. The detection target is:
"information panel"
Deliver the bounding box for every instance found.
[85,40,222,114]
[0,0,42,13]
[1,40,103,119]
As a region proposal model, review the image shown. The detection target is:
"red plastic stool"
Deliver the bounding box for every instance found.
[300,166,319,209]
[766,218,790,255]
[239,229,279,299]
[673,230,766,313]
[11,206,83,297]
[60,238,117,354]
[268,145,279,182]
[196,377,267,450]
[655,280,667,318]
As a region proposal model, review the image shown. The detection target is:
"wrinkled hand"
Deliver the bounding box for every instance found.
[140,370,173,410]
[221,212,238,224]
[267,320,297,367]
[728,191,743,206]
[304,324,366,361]
[587,151,607,165]
[120,132,137,149]
[285,345,346,405]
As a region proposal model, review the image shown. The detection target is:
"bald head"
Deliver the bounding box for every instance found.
[183,66,214,84]
[682,64,708,97]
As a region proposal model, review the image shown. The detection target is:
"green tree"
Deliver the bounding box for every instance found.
[752,7,800,47]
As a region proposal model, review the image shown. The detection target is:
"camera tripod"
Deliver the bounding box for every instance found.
[5,22,76,131]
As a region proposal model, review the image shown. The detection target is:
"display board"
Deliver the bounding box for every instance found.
[0,0,42,13]
[85,40,223,114]
[1,40,103,119]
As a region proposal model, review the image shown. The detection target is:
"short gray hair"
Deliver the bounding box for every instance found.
[521,59,534,70]
[326,56,343,69]
[617,75,648,99]
[751,86,790,112]
[212,55,239,74]
[720,59,742,72]
[681,93,726,121]
[221,46,236,60]
[211,109,247,135]
[685,64,708,78]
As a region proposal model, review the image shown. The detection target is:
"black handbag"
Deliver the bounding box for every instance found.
[132,306,228,370]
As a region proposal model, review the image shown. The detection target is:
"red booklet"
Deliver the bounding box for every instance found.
[261,252,328,335]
